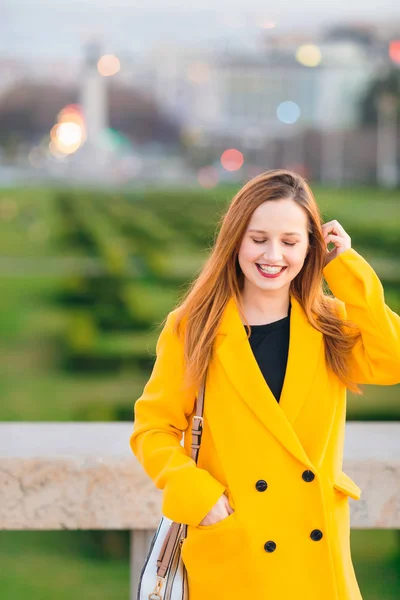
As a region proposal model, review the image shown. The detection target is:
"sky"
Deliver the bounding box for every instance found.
[1,0,399,61]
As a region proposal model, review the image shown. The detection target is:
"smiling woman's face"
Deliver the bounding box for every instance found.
[238,198,310,295]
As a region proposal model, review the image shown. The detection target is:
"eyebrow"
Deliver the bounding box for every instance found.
[248,229,302,236]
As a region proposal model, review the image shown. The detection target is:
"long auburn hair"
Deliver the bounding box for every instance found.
[167,169,363,396]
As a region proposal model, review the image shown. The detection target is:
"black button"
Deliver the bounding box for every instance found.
[310,529,323,541]
[264,541,276,552]
[302,470,315,482]
[255,479,268,492]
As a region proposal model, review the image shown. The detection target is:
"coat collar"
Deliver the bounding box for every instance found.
[214,294,323,466]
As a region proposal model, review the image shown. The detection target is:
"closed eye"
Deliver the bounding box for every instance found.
[252,240,296,246]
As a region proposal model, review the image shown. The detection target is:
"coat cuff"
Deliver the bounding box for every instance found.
[162,468,227,527]
[322,247,368,299]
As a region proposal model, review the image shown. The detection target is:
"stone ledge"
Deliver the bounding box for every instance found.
[0,422,399,529]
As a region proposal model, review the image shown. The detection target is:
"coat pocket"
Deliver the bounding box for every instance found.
[333,471,362,501]
[181,510,247,583]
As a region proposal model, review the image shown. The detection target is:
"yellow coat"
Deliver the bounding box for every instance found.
[130,248,400,600]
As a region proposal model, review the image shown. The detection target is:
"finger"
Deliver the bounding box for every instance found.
[321,220,337,230]
[221,494,230,510]
[323,224,341,238]
[322,220,345,233]
[223,495,234,514]
[325,233,342,247]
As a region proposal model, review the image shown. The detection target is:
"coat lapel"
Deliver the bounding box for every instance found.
[214,294,323,466]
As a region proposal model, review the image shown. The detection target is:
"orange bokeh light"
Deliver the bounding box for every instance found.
[50,104,86,155]
[58,104,85,127]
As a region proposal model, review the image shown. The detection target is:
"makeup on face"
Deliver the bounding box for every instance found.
[255,264,287,278]
[238,198,309,291]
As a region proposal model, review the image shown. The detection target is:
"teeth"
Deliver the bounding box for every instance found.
[258,265,284,274]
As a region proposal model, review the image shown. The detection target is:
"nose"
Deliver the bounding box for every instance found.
[262,243,283,264]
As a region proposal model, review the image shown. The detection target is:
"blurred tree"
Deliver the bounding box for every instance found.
[359,67,400,125]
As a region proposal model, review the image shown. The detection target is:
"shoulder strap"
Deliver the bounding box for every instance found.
[154,369,208,581]
[190,367,207,463]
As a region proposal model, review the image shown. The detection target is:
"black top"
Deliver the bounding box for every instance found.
[245,302,291,403]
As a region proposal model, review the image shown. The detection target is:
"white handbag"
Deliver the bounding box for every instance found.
[136,369,208,600]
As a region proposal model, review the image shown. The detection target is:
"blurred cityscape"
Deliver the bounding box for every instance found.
[0,11,399,187]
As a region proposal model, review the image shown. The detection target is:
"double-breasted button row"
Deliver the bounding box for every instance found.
[255,482,276,552]
[256,470,315,492]
[257,471,321,552]
[263,530,323,553]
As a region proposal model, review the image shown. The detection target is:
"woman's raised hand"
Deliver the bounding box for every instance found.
[322,219,352,268]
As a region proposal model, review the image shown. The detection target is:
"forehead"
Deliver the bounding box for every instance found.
[248,199,308,232]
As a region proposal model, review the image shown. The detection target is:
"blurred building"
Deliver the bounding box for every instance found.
[0,19,398,185]
[140,26,390,143]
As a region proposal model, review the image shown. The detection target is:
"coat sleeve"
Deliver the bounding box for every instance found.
[322,247,400,385]
[129,310,226,527]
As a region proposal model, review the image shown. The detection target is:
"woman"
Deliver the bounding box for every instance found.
[130,170,400,600]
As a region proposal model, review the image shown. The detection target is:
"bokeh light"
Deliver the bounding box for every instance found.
[296,44,322,67]
[98,128,132,153]
[50,123,83,155]
[49,104,87,156]
[221,148,244,171]
[97,54,121,77]
[56,122,83,147]
[389,40,400,64]
[58,104,85,127]
[277,101,301,124]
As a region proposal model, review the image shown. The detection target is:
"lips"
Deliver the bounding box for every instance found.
[256,264,287,278]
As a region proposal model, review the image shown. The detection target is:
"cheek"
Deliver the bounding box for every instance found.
[290,249,308,269]
[238,240,257,263]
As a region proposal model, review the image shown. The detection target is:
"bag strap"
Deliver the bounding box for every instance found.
[155,369,208,580]
[190,367,207,463]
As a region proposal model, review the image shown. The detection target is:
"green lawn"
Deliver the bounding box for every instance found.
[0,185,399,422]
[0,530,398,600]
[351,530,400,599]
[0,531,129,600]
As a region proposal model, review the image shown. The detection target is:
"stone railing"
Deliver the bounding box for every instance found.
[1,422,399,599]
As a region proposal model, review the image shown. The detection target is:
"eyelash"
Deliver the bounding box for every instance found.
[252,240,296,246]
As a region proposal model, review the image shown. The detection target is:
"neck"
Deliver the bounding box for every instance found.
[239,289,291,324]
